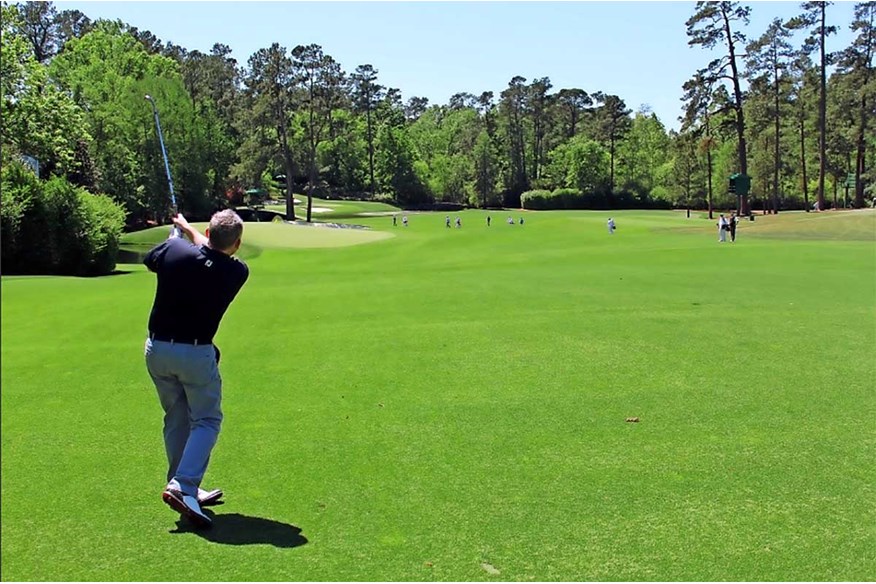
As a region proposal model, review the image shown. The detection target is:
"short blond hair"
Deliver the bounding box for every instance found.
[208,209,244,251]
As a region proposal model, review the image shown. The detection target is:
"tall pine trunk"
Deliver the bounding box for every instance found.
[723,7,750,215]
[800,115,810,212]
[816,2,828,211]
[773,59,781,214]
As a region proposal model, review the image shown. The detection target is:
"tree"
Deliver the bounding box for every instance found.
[528,77,553,182]
[555,88,592,138]
[15,1,59,63]
[49,21,212,222]
[179,44,241,206]
[293,44,337,221]
[546,136,610,195]
[671,130,701,212]
[788,1,838,211]
[473,129,498,208]
[1,3,88,178]
[499,76,530,205]
[687,0,753,214]
[244,43,298,220]
[747,17,795,213]
[836,2,875,207]
[405,96,429,122]
[789,53,818,210]
[375,123,426,205]
[591,93,631,194]
[350,64,384,198]
[681,70,718,218]
[617,108,671,198]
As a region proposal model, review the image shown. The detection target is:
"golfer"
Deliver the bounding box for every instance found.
[144,210,249,528]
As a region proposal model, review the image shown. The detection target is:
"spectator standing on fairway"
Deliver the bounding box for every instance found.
[144,210,249,529]
[403,214,409,227]
[508,216,514,225]
[729,212,738,242]
[392,214,397,227]
[607,217,616,234]
[456,216,462,228]
[487,215,491,227]
[445,215,451,228]
[717,214,729,242]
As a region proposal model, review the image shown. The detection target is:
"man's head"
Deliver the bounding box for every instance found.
[206,209,244,254]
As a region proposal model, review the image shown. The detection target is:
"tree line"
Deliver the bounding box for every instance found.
[1,0,874,240]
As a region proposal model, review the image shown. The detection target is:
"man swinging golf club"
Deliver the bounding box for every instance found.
[144,210,249,528]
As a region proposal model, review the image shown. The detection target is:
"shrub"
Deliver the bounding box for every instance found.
[1,160,41,271]
[520,189,552,210]
[552,188,582,209]
[0,160,126,276]
[75,191,126,275]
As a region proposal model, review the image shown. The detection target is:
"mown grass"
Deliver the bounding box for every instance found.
[2,209,874,581]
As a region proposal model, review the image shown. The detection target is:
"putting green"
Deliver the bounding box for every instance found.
[122,221,394,253]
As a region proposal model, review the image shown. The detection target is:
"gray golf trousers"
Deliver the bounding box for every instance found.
[145,337,223,497]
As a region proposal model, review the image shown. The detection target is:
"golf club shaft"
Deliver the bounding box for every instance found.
[146,95,180,237]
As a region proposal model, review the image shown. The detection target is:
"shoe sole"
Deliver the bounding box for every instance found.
[162,491,212,529]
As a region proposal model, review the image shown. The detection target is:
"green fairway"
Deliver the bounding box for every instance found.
[2,209,874,581]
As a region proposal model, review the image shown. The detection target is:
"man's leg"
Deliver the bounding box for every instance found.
[146,339,189,482]
[170,344,223,497]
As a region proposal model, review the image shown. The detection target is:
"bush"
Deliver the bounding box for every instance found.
[75,190,126,275]
[1,160,41,270]
[520,190,553,210]
[1,160,126,276]
[552,188,582,209]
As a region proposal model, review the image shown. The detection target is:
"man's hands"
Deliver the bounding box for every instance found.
[172,213,210,247]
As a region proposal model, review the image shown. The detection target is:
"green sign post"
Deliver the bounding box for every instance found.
[729,173,752,213]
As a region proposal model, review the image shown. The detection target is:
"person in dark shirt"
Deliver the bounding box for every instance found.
[144,209,249,528]
[729,211,738,242]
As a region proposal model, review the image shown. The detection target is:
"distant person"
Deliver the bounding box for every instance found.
[729,212,738,242]
[392,214,397,227]
[508,216,514,225]
[519,217,524,226]
[403,214,409,227]
[455,216,461,228]
[486,215,491,227]
[717,214,728,242]
[144,210,249,529]
[607,217,616,234]
[445,215,451,228]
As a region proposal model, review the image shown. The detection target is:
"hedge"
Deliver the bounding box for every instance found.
[1,160,126,276]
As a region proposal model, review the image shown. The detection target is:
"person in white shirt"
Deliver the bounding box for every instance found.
[607,217,616,234]
[718,214,728,242]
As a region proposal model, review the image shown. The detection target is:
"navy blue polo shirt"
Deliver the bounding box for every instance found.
[144,237,249,344]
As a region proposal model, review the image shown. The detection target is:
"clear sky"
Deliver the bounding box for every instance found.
[53,1,859,130]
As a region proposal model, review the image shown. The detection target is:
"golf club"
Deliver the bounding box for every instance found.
[145,94,180,237]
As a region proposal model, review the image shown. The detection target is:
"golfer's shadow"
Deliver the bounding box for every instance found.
[171,511,308,548]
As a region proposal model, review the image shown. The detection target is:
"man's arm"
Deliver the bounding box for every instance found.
[173,213,209,247]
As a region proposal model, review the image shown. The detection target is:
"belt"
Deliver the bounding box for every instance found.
[149,332,212,346]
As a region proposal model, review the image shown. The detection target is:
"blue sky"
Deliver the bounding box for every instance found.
[54,1,859,130]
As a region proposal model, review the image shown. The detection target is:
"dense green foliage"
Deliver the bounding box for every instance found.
[2,0,873,234]
[2,210,874,580]
[1,159,126,275]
